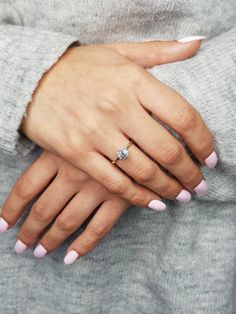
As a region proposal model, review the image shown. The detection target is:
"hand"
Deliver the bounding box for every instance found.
[21,39,217,210]
[0,151,129,264]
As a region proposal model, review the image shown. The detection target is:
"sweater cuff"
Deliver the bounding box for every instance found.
[0,25,79,156]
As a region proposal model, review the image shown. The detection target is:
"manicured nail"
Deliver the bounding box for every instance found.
[177,36,206,43]
[148,200,166,211]
[194,180,208,195]
[176,189,192,204]
[14,239,28,254]
[64,250,80,265]
[205,151,218,168]
[0,217,8,233]
[34,244,47,258]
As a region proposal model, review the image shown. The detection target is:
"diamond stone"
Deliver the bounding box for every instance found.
[117,148,129,160]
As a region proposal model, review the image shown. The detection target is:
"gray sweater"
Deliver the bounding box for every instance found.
[0,1,236,313]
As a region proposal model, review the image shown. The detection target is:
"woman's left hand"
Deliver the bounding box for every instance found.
[0,151,129,264]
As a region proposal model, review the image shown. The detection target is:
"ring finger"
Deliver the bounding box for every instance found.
[99,132,192,203]
[122,104,207,194]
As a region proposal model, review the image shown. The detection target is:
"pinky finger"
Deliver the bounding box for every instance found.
[64,198,129,264]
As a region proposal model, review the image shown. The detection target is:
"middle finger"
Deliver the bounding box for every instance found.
[123,104,208,194]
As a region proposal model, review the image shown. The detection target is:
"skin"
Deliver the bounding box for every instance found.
[1,151,129,259]
[0,39,215,262]
[21,40,214,208]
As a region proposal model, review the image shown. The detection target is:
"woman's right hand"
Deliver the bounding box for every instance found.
[21,39,217,210]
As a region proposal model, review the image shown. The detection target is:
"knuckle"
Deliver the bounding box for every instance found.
[106,177,129,195]
[158,142,183,166]
[184,169,201,187]
[136,163,156,183]
[90,221,108,238]
[175,107,198,131]
[41,234,57,249]
[14,180,34,201]
[160,183,180,199]
[98,88,122,114]
[32,204,51,223]
[129,192,146,206]
[56,215,77,233]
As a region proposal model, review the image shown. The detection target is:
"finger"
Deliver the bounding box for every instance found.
[70,152,167,211]
[98,131,192,203]
[0,152,57,233]
[64,198,128,264]
[34,187,106,257]
[123,103,207,194]
[14,174,78,253]
[137,70,217,168]
[106,37,204,68]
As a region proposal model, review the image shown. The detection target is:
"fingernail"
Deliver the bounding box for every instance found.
[176,189,192,204]
[148,200,166,211]
[64,250,80,265]
[34,244,47,258]
[0,217,8,233]
[14,239,28,254]
[177,36,206,43]
[194,180,208,195]
[205,151,218,168]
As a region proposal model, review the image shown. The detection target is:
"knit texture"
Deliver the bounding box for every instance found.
[0,1,236,313]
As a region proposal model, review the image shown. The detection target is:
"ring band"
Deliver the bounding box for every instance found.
[112,140,133,164]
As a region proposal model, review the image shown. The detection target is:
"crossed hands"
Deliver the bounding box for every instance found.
[0,38,217,264]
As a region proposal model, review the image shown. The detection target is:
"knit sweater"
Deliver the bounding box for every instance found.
[0,1,236,313]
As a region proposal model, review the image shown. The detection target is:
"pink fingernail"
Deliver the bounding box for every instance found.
[177,36,206,43]
[205,151,218,168]
[148,200,166,211]
[14,239,28,254]
[194,180,208,195]
[34,244,47,258]
[64,250,80,265]
[0,217,8,233]
[176,189,192,204]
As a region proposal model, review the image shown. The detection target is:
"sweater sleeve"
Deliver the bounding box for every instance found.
[0,22,79,156]
[148,27,236,202]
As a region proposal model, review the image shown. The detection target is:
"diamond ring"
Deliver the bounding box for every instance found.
[112,140,133,164]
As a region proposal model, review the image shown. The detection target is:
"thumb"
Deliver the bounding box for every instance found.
[106,36,205,68]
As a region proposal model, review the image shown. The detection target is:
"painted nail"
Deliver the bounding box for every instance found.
[205,151,218,168]
[177,36,206,43]
[0,217,8,233]
[176,189,192,204]
[64,250,80,265]
[194,180,208,195]
[148,200,167,211]
[14,239,28,254]
[34,244,47,258]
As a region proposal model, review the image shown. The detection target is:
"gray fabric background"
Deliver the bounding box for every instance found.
[0,0,236,313]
